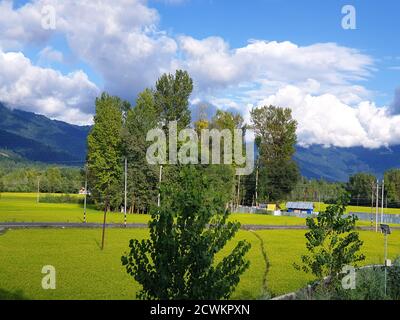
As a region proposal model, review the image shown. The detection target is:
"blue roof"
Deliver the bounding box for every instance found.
[286,202,314,210]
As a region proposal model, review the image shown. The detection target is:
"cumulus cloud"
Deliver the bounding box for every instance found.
[257,85,400,148]
[35,0,176,101]
[177,37,373,95]
[0,49,99,124]
[0,0,177,100]
[0,0,51,50]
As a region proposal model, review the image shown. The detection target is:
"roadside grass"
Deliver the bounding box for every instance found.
[0,227,399,300]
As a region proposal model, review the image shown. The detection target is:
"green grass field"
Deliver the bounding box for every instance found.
[313,202,400,215]
[0,193,307,226]
[1,228,399,300]
[1,192,400,300]
[1,193,398,227]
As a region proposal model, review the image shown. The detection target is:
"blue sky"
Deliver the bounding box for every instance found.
[0,0,399,148]
[151,0,400,105]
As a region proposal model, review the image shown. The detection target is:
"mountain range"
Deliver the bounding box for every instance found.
[0,102,90,164]
[1,102,399,181]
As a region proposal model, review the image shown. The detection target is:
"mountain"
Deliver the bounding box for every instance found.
[0,102,90,165]
[1,103,400,181]
[295,145,400,181]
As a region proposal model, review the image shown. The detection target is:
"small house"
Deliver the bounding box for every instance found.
[286,202,314,214]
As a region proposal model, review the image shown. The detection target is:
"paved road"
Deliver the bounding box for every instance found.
[1,222,398,231]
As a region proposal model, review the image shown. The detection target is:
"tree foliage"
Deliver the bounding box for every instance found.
[384,169,400,207]
[123,89,159,213]
[122,166,251,300]
[250,105,300,202]
[155,69,193,130]
[87,93,125,208]
[346,172,376,206]
[294,194,365,280]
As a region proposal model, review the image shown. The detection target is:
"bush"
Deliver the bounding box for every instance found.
[295,261,400,300]
[388,257,400,300]
[39,194,92,205]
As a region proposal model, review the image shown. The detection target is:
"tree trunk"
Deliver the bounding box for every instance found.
[101,197,108,250]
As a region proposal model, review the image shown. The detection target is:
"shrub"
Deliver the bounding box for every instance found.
[39,194,93,205]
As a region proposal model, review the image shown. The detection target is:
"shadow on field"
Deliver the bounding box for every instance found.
[94,238,102,250]
[0,289,30,300]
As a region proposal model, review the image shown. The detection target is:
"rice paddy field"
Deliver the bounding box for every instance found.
[1,192,400,300]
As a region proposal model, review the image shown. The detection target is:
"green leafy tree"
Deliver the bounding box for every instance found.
[384,169,400,207]
[294,194,365,280]
[210,110,245,206]
[122,166,251,300]
[346,173,376,206]
[43,167,62,193]
[124,89,160,213]
[87,93,124,207]
[154,70,194,187]
[250,105,300,202]
[288,178,346,204]
[155,69,193,130]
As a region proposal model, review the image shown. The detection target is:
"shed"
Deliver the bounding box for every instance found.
[286,202,314,214]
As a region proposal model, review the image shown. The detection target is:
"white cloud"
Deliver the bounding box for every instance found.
[42,0,177,100]
[0,49,99,124]
[177,37,373,95]
[0,0,51,50]
[38,46,63,64]
[257,85,400,149]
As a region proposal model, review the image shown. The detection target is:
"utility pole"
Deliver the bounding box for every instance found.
[384,231,388,296]
[255,165,259,207]
[370,183,374,230]
[376,179,379,233]
[237,175,241,210]
[381,179,385,225]
[124,157,127,227]
[157,165,163,207]
[318,191,321,213]
[83,164,88,223]
[101,196,109,251]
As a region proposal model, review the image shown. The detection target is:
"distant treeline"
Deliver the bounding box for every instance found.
[285,170,400,208]
[0,159,84,194]
[1,158,400,209]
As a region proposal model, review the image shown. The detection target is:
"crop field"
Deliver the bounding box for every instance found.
[1,193,400,300]
[1,193,399,227]
[0,193,308,226]
[1,228,399,300]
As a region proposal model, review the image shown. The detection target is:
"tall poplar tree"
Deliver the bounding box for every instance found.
[251,105,300,202]
[87,93,124,248]
[124,89,159,213]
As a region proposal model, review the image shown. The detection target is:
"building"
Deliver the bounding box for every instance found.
[286,202,314,214]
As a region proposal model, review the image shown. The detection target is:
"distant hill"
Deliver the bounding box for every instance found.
[0,102,90,165]
[295,145,400,181]
[1,102,400,181]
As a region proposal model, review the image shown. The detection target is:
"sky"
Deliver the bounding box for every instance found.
[0,0,400,149]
